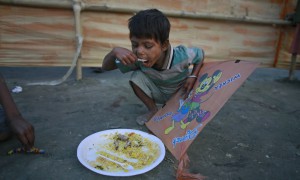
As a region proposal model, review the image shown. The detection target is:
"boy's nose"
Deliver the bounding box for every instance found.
[136,46,145,55]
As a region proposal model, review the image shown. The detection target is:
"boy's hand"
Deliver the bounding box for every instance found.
[181,77,197,99]
[113,47,137,65]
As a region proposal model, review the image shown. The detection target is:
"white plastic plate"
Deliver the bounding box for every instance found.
[77,129,165,176]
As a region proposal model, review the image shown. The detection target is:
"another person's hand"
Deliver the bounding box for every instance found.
[8,115,35,150]
[112,47,137,65]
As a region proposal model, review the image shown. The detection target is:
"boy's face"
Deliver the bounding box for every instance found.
[130,36,168,68]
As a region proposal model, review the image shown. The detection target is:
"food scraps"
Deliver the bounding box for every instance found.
[88,132,160,172]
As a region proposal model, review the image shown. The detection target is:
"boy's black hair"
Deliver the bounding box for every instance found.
[128,9,170,44]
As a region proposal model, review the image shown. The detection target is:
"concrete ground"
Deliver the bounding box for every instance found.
[0,66,299,180]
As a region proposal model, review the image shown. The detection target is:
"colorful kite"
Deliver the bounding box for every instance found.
[146,60,259,179]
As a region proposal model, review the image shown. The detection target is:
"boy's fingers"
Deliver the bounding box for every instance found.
[121,54,135,65]
[129,53,137,62]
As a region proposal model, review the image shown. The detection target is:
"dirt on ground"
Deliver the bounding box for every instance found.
[0,66,299,180]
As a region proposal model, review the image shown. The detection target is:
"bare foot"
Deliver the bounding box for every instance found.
[136,110,158,125]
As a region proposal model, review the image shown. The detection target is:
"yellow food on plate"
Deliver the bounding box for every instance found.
[88,132,160,172]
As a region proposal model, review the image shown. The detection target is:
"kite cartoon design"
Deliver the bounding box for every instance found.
[164,70,222,134]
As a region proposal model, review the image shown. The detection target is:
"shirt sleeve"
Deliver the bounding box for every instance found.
[189,47,205,64]
[173,45,205,65]
[115,59,139,73]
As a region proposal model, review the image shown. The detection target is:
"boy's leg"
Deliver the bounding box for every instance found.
[0,107,12,141]
[130,71,167,125]
[130,82,158,125]
[130,81,157,112]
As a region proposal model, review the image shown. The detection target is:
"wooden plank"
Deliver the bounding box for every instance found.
[0,0,299,70]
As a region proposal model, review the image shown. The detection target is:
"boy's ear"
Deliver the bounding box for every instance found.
[162,40,169,51]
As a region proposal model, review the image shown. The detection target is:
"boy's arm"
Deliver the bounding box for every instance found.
[190,61,203,77]
[102,50,118,70]
[102,47,137,71]
[0,74,35,149]
[181,61,204,98]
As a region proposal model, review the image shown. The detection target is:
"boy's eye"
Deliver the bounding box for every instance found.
[145,44,153,49]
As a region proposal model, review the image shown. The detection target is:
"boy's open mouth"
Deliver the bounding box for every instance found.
[137,58,147,62]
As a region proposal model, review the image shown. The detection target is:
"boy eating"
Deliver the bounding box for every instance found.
[102,9,204,125]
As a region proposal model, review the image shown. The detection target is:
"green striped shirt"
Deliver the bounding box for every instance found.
[116,45,204,94]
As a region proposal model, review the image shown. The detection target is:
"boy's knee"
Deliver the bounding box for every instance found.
[130,70,144,82]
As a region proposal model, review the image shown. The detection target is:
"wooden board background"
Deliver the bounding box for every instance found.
[0,0,299,69]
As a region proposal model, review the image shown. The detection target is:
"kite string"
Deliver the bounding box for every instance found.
[176,153,206,180]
